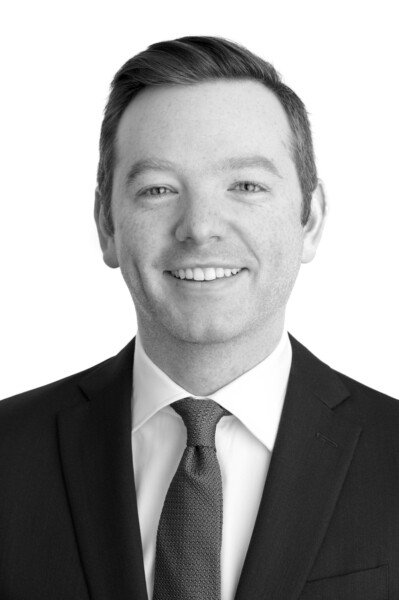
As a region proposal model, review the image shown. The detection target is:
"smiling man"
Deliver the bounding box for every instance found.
[97,78,324,396]
[1,36,399,600]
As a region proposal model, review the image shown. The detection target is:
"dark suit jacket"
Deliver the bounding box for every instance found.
[1,335,399,599]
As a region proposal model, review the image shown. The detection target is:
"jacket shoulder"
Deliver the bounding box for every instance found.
[289,333,399,419]
[0,355,113,424]
[334,368,399,424]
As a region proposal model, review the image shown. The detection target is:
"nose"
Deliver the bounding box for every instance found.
[174,189,226,245]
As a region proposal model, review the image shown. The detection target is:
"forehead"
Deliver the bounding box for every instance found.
[115,80,293,172]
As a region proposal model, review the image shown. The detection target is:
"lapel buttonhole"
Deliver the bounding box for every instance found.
[316,431,339,448]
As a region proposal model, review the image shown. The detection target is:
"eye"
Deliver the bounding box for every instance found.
[232,181,268,193]
[140,186,173,197]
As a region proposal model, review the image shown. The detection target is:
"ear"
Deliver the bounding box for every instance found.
[301,180,328,264]
[94,188,119,268]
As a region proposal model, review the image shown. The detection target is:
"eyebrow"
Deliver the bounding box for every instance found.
[125,154,282,186]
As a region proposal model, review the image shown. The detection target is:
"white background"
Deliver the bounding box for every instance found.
[0,0,398,399]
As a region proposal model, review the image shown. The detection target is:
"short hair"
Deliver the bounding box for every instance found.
[97,36,318,234]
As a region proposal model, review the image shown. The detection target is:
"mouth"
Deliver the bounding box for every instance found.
[165,267,247,286]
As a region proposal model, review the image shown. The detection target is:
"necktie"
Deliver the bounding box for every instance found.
[153,398,230,600]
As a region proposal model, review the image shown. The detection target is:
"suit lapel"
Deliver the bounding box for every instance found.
[235,336,363,600]
[57,338,148,600]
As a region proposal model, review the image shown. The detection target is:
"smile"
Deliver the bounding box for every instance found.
[168,267,243,281]
[165,268,247,292]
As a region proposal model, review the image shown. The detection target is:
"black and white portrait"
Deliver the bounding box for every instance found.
[1,2,398,598]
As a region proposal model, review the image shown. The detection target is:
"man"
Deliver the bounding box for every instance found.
[0,35,398,600]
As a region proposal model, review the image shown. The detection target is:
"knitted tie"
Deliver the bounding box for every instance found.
[153,398,230,600]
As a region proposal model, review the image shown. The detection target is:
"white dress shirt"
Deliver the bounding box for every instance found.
[131,330,292,600]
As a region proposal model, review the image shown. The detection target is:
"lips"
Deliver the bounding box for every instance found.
[169,267,242,281]
[165,269,247,289]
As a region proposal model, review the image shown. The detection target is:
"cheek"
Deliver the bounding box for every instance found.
[113,211,165,272]
[258,213,304,275]
[112,216,140,270]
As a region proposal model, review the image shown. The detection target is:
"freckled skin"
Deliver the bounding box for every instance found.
[97,80,325,395]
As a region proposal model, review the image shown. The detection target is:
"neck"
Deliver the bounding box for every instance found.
[137,316,285,397]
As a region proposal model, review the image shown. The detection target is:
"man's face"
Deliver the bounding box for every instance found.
[99,80,322,345]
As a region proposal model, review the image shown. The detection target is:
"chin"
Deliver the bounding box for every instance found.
[166,316,242,346]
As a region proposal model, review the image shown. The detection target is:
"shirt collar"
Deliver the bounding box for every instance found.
[132,329,292,452]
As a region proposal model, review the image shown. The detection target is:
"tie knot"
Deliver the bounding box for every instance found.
[172,398,230,447]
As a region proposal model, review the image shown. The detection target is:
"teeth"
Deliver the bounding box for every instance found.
[194,267,205,281]
[170,267,242,280]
